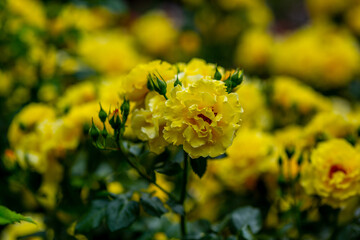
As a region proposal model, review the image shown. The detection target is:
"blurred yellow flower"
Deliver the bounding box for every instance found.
[1,213,45,240]
[306,0,350,18]
[179,31,201,55]
[78,31,144,75]
[7,0,46,29]
[8,103,56,147]
[215,128,278,191]
[236,79,272,130]
[57,81,97,112]
[346,4,360,36]
[303,112,355,147]
[235,29,273,72]
[132,11,178,55]
[163,78,242,158]
[107,182,124,195]
[122,60,176,102]
[51,4,112,34]
[272,76,332,115]
[37,84,58,103]
[271,23,360,89]
[0,71,13,97]
[301,139,360,208]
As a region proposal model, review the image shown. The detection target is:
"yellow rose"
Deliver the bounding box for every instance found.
[235,29,273,72]
[215,128,278,191]
[8,103,56,147]
[163,78,242,158]
[131,92,169,154]
[78,31,144,75]
[57,81,97,112]
[122,60,176,102]
[301,139,360,208]
[236,79,272,130]
[132,11,178,55]
[7,0,46,29]
[303,112,355,147]
[272,76,332,115]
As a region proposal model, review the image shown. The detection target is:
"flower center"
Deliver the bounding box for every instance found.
[197,114,212,124]
[329,164,346,179]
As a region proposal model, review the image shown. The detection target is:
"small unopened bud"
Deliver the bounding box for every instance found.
[315,132,327,144]
[278,156,283,166]
[147,74,155,91]
[101,127,108,138]
[121,98,130,124]
[174,74,182,87]
[156,77,167,97]
[147,73,168,100]
[214,67,222,80]
[297,153,303,166]
[109,109,121,130]
[225,69,244,93]
[285,145,295,159]
[345,134,356,146]
[99,103,107,123]
[89,118,100,142]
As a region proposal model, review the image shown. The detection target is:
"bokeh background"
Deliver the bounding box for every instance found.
[2,0,360,239]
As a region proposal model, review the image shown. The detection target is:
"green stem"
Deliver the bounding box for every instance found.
[116,140,178,202]
[180,152,189,239]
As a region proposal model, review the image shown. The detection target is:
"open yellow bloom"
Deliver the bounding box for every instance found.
[272,76,332,114]
[131,92,169,154]
[236,79,272,130]
[132,11,178,55]
[301,139,360,208]
[78,31,143,75]
[163,78,242,158]
[303,112,355,147]
[215,128,278,191]
[122,60,176,102]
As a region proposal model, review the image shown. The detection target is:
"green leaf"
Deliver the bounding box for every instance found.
[190,157,207,178]
[75,200,108,233]
[140,195,168,217]
[230,206,262,234]
[240,225,257,240]
[166,199,184,215]
[156,161,182,176]
[106,198,139,232]
[0,205,35,225]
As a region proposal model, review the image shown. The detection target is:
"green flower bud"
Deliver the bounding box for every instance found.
[101,126,108,138]
[109,109,121,130]
[89,118,100,142]
[345,134,356,146]
[285,145,295,159]
[214,67,222,80]
[278,156,283,166]
[174,74,182,87]
[147,74,155,91]
[230,69,244,86]
[225,69,244,93]
[121,98,130,125]
[297,153,303,166]
[98,103,107,123]
[156,77,167,97]
[315,132,327,144]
